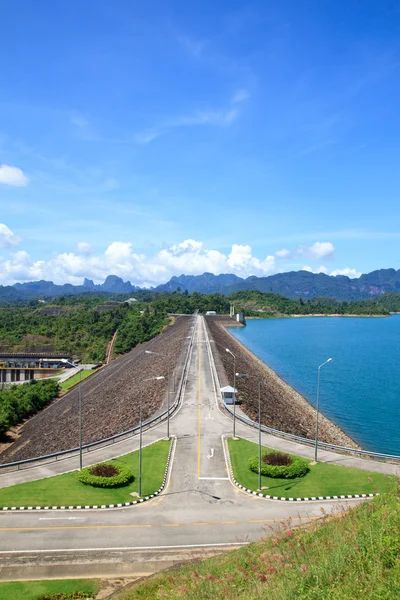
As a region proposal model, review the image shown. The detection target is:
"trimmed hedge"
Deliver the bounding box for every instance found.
[78,461,134,488]
[249,453,310,479]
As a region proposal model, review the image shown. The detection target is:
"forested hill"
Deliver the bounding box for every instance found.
[1,268,400,303]
[225,269,400,300]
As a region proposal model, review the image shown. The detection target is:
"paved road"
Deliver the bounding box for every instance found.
[1,316,368,569]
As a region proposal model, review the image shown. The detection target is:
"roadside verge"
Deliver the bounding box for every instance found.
[224,436,394,502]
[0,438,175,511]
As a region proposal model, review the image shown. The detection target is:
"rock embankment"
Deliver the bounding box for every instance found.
[205,317,359,448]
[0,316,194,464]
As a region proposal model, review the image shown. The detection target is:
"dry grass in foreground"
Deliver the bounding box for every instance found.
[113,482,400,600]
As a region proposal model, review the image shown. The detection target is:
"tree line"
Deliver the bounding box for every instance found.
[0,379,59,437]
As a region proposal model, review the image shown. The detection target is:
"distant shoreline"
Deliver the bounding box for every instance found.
[245,313,389,319]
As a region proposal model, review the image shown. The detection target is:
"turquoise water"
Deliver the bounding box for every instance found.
[229,315,400,455]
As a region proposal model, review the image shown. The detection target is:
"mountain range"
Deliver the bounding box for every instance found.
[1,269,400,302]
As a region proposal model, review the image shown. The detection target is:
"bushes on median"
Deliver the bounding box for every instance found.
[249,451,309,479]
[78,461,134,488]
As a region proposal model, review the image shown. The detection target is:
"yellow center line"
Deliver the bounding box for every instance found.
[197,327,201,478]
[0,516,317,533]
[220,521,241,525]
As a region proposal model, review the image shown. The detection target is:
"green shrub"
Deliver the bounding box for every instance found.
[249,453,309,479]
[78,461,134,488]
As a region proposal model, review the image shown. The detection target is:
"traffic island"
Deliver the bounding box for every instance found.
[226,437,394,501]
[0,438,173,511]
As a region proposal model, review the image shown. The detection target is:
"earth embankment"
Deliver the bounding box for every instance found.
[0,316,194,464]
[205,316,358,448]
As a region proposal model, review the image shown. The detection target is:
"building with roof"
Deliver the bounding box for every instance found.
[0,351,73,384]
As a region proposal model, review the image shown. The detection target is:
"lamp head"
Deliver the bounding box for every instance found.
[144,350,153,355]
[327,358,333,363]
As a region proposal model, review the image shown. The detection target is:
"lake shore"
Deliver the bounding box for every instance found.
[205,316,359,449]
[247,314,388,319]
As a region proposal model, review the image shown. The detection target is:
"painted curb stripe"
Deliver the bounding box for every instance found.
[0,438,175,512]
[223,437,379,503]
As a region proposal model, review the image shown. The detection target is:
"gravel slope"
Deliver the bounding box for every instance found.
[0,316,194,464]
[206,316,358,448]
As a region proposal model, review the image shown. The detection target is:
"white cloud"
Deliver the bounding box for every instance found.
[275,248,290,258]
[301,265,328,274]
[0,239,278,287]
[302,265,361,278]
[331,267,361,278]
[231,89,250,104]
[135,108,240,144]
[0,224,20,248]
[76,242,92,255]
[297,241,335,260]
[0,164,29,187]
[227,244,275,275]
[134,89,250,145]
[71,114,89,128]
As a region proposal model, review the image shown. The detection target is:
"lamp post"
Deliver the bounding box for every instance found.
[226,348,237,438]
[78,366,83,471]
[61,358,83,470]
[315,358,333,463]
[258,380,262,491]
[144,351,171,438]
[141,375,164,496]
[138,393,142,497]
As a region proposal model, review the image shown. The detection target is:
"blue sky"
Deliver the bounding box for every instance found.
[1,0,399,286]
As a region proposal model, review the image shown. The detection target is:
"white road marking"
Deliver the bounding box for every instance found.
[198,477,230,480]
[39,517,84,521]
[0,542,248,554]
[207,448,214,459]
[206,413,214,420]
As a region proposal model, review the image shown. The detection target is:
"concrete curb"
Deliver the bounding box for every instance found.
[223,436,379,502]
[0,438,175,512]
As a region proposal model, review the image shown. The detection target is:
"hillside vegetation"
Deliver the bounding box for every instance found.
[116,483,400,600]
[0,379,59,437]
[0,299,167,362]
[0,291,398,365]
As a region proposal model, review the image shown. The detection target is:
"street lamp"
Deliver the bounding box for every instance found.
[315,358,333,462]
[225,348,237,438]
[140,376,165,496]
[144,351,171,438]
[67,359,84,471]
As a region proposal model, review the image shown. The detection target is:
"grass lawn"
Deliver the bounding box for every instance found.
[114,483,400,600]
[0,578,99,600]
[60,369,95,391]
[227,438,394,497]
[0,439,171,507]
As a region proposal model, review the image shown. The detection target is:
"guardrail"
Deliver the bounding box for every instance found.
[0,320,196,473]
[203,317,400,464]
[223,403,400,462]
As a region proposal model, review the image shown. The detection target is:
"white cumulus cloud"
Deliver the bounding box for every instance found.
[301,265,328,274]
[275,248,290,258]
[76,242,92,255]
[0,224,20,248]
[0,164,29,186]
[0,239,279,287]
[331,267,361,278]
[297,241,335,260]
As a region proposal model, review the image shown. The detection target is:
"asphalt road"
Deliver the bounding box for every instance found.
[1,316,368,571]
